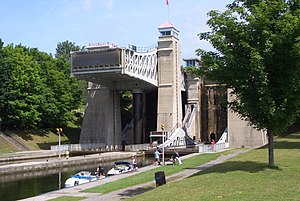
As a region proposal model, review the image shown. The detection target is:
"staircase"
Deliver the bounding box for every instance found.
[158,107,196,148]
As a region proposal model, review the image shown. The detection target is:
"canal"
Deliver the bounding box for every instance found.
[0,155,153,201]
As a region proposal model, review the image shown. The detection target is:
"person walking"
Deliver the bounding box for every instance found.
[96,165,105,178]
[173,149,182,165]
[154,147,161,165]
[211,139,215,151]
[132,155,138,170]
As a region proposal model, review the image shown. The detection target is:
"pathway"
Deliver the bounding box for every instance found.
[21,149,248,201]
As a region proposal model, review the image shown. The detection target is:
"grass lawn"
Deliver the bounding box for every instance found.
[48,196,86,201]
[0,125,81,151]
[83,153,225,194]
[128,131,300,201]
[0,138,18,154]
[12,129,74,150]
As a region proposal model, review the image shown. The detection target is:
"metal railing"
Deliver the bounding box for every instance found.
[50,143,123,152]
[50,143,152,152]
[128,44,157,52]
[198,142,229,153]
[50,142,229,153]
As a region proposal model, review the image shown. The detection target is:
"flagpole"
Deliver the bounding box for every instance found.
[166,0,170,22]
[168,3,169,22]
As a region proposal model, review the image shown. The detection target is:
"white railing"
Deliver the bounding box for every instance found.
[50,143,123,152]
[124,144,152,152]
[198,142,229,153]
[123,48,157,86]
[50,143,152,152]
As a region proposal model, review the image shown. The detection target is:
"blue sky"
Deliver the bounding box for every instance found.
[0,0,232,59]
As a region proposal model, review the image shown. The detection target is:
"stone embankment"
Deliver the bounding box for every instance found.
[0,151,141,175]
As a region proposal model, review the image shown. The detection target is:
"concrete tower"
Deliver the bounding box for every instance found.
[157,22,182,131]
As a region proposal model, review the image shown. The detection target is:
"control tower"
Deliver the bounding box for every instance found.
[157,21,182,132]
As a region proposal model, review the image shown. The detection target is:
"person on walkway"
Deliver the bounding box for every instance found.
[211,139,215,151]
[154,147,161,165]
[132,155,138,170]
[96,165,105,178]
[173,148,182,165]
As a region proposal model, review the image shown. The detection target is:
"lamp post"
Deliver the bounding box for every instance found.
[161,123,165,165]
[56,128,63,160]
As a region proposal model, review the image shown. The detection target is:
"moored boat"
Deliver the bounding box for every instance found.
[64,171,98,188]
[107,161,137,176]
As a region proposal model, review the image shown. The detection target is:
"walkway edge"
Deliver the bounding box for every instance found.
[84,150,249,201]
[20,150,249,201]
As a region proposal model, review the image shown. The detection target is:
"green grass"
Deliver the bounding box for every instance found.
[48,196,86,201]
[12,129,75,150]
[0,138,18,154]
[83,153,223,194]
[0,127,80,152]
[128,132,300,201]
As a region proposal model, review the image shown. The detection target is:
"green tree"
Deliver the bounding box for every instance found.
[29,47,82,127]
[0,45,44,129]
[28,48,61,127]
[120,91,133,129]
[193,0,300,167]
[55,40,87,109]
[55,40,83,61]
[0,41,84,129]
[0,39,3,49]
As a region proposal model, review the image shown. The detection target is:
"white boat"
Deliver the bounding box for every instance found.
[64,171,98,188]
[107,161,137,176]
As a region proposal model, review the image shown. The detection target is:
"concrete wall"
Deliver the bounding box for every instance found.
[0,152,140,175]
[80,83,122,146]
[185,73,202,142]
[227,89,268,148]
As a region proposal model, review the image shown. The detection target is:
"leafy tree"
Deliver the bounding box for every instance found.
[29,47,82,127]
[120,91,133,129]
[0,45,44,129]
[28,48,62,127]
[0,39,3,49]
[193,0,300,167]
[55,40,87,108]
[0,41,84,129]
[55,40,83,61]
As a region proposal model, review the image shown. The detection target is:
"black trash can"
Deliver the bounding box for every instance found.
[154,171,166,187]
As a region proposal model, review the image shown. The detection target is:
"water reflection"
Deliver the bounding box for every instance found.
[0,156,153,201]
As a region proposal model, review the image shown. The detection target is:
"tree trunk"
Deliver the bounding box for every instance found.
[267,129,274,168]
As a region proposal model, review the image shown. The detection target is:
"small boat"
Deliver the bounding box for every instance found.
[64,171,98,188]
[107,161,136,176]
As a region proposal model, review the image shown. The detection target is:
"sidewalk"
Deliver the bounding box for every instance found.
[21,149,248,201]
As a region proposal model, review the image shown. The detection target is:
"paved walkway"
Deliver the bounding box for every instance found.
[21,149,248,201]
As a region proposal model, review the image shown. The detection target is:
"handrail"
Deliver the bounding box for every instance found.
[182,106,196,140]
[128,44,157,53]
[182,107,191,126]
[122,118,133,136]
[168,123,179,139]
[187,106,196,128]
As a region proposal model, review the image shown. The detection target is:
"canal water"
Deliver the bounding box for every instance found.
[0,156,153,201]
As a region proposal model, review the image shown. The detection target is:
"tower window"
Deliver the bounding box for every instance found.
[161,31,171,36]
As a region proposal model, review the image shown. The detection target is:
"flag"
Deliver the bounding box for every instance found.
[166,0,169,6]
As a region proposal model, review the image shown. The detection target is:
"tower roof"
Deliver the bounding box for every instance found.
[158,21,179,32]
